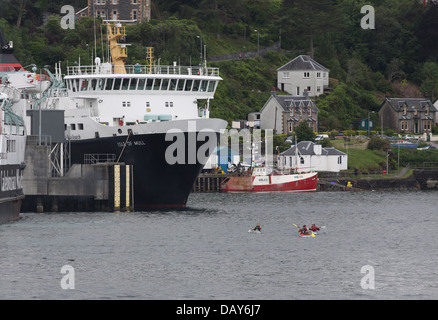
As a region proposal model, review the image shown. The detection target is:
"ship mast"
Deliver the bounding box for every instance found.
[107,23,128,74]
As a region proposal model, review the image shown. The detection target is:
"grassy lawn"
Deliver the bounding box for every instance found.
[339,147,386,172]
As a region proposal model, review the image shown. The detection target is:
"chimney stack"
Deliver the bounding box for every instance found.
[303,89,309,99]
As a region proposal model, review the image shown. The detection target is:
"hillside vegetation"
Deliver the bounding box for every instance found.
[0,0,437,131]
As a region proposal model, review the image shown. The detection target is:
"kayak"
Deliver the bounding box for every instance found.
[299,231,315,237]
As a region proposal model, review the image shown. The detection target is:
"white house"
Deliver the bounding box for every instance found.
[434,99,438,124]
[277,55,329,97]
[278,141,347,173]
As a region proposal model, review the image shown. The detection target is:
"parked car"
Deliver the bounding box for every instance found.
[403,134,416,140]
[315,134,329,141]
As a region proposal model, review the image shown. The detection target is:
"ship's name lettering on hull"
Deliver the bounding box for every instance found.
[117,141,146,148]
[0,169,23,192]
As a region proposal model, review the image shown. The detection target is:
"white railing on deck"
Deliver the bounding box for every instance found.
[67,64,220,77]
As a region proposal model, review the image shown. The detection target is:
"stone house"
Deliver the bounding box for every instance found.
[277,55,329,97]
[84,0,151,23]
[259,91,319,135]
[379,97,437,134]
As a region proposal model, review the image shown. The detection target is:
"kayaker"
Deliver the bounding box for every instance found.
[253,224,262,231]
[309,224,320,232]
[299,225,309,234]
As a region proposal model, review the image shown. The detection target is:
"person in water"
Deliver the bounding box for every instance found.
[309,224,320,232]
[299,225,309,234]
[253,224,262,231]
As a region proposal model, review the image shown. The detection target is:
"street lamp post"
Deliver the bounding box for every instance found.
[368,111,375,137]
[254,29,259,57]
[196,35,202,65]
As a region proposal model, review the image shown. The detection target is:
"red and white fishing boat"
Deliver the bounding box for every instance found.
[220,166,318,193]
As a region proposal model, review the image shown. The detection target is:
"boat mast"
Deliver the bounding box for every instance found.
[107,23,128,74]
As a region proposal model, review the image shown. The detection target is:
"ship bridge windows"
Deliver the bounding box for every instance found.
[177,79,185,91]
[192,80,200,91]
[161,78,169,90]
[121,78,130,90]
[113,78,122,90]
[170,79,178,90]
[91,79,98,91]
[80,79,89,91]
[137,78,146,90]
[130,78,138,90]
[68,77,218,93]
[105,78,114,90]
[200,80,208,92]
[153,79,162,90]
[146,79,154,90]
[208,81,216,92]
[185,80,193,91]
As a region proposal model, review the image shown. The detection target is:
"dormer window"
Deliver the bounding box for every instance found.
[403,105,407,115]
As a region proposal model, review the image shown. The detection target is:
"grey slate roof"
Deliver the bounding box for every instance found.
[266,94,319,113]
[280,141,346,156]
[382,97,437,113]
[277,55,329,72]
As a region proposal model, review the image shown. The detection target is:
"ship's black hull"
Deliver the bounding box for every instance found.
[0,198,23,224]
[69,131,220,209]
[0,164,25,224]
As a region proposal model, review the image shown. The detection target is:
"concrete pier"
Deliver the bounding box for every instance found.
[21,143,134,213]
[192,174,228,192]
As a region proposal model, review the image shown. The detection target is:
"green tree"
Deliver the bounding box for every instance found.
[280,0,342,57]
[295,121,315,143]
[420,62,438,102]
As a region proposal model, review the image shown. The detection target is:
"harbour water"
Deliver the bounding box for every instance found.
[0,191,437,300]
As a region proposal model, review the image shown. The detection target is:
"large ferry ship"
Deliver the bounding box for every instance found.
[37,23,227,209]
[0,28,27,222]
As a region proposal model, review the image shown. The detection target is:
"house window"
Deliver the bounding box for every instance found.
[317,86,321,93]
[338,156,342,164]
[283,72,290,79]
[96,10,106,18]
[95,0,106,5]
[296,87,300,96]
[303,72,310,78]
[78,123,84,130]
[112,0,117,4]
[317,72,321,78]
[71,124,76,131]
[307,86,311,92]
[132,9,138,20]
[403,106,407,115]
[401,120,409,131]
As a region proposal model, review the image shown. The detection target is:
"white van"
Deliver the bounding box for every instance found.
[315,134,329,141]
